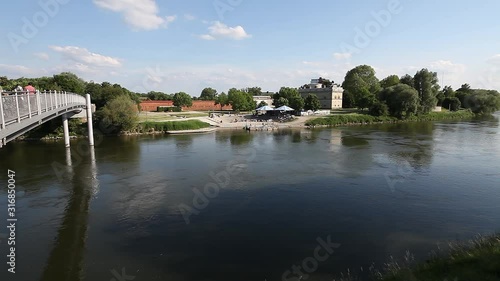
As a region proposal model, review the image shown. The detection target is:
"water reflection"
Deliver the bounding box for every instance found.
[41,146,98,281]
[173,134,194,150]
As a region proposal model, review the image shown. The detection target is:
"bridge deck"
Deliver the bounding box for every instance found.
[0,91,87,147]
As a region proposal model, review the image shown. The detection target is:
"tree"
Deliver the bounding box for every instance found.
[173,92,193,108]
[274,97,289,108]
[228,88,255,112]
[257,101,268,108]
[273,87,303,110]
[379,84,419,118]
[304,94,321,111]
[214,92,229,110]
[369,101,389,116]
[413,69,440,114]
[200,87,217,100]
[399,74,414,88]
[52,72,85,94]
[318,77,333,88]
[465,90,500,115]
[380,75,400,89]
[246,87,262,96]
[455,83,473,106]
[147,91,172,100]
[342,91,355,108]
[437,86,455,105]
[342,65,381,110]
[442,97,461,111]
[95,95,138,134]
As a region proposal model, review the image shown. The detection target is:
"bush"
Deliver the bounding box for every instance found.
[305,110,474,127]
[157,106,182,112]
[140,120,210,132]
[369,102,389,117]
[442,97,461,111]
[95,95,138,134]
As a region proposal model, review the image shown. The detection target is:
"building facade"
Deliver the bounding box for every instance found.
[298,79,344,109]
[253,95,274,107]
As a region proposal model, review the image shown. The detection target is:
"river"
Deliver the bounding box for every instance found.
[0,114,499,281]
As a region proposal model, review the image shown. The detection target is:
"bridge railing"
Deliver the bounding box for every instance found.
[0,91,86,130]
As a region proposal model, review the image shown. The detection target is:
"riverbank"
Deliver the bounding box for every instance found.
[378,233,500,281]
[305,110,475,127]
[16,109,481,141]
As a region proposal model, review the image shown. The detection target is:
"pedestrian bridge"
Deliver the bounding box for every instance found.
[0,91,94,148]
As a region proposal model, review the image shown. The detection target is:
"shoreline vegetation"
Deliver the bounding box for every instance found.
[334,233,500,281]
[305,110,476,128]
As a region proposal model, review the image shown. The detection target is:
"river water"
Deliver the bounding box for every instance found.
[1,114,499,281]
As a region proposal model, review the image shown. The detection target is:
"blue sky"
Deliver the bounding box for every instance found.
[1,0,499,96]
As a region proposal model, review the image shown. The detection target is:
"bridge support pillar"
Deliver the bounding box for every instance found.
[62,114,70,148]
[86,94,94,146]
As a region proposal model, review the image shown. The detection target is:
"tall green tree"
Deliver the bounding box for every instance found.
[200,87,218,100]
[273,87,304,110]
[342,65,381,110]
[228,88,255,111]
[380,75,400,89]
[413,68,440,114]
[246,87,262,96]
[304,94,321,111]
[214,92,229,110]
[465,90,500,115]
[379,84,419,118]
[437,86,455,106]
[455,83,473,106]
[399,74,414,88]
[53,72,85,94]
[173,92,193,108]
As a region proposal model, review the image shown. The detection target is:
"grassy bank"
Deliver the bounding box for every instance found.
[139,120,211,132]
[306,110,474,127]
[378,234,500,281]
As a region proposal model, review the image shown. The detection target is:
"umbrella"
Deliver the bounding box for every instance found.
[256,105,275,111]
[275,105,295,111]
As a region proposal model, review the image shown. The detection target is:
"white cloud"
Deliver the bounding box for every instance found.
[184,14,196,21]
[488,54,500,65]
[199,34,215,41]
[34,52,50,61]
[49,45,122,68]
[93,0,175,30]
[165,15,177,25]
[429,60,466,74]
[333,52,352,60]
[200,21,251,40]
[302,61,323,67]
[0,64,42,77]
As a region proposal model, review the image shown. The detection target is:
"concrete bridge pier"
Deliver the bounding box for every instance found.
[62,114,70,148]
[85,94,94,146]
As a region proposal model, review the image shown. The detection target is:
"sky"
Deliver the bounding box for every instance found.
[1,0,500,96]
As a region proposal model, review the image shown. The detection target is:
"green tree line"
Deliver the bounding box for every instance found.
[342,65,500,117]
